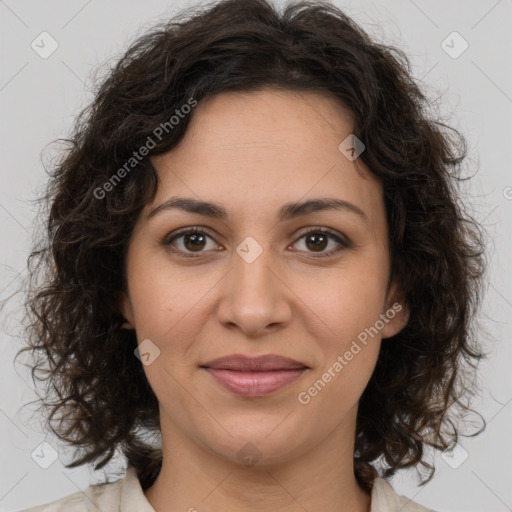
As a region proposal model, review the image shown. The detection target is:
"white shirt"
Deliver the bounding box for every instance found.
[19,465,436,511]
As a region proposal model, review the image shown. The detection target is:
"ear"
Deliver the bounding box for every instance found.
[118,292,135,330]
[380,280,409,340]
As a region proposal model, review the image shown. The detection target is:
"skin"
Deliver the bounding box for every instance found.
[119,88,409,512]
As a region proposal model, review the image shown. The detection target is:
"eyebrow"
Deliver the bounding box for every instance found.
[147,196,368,224]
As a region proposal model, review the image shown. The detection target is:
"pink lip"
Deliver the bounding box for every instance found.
[204,368,307,397]
[201,354,308,372]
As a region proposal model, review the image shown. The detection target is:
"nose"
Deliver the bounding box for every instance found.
[216,245,293,337]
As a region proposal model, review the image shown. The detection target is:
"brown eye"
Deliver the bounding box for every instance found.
[182,232,207,252]
[291,228,349,257]
[304,232,329,252]
[164,226,349,259]
[164,228,219,257]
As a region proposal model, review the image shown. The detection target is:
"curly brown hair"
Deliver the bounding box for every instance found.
[15,0,488,494]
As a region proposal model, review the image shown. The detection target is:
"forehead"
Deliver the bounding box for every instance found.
[148,89,384,232]
[170,88,357,156]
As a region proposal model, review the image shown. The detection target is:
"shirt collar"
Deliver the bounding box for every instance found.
[119,466,399,512]
[119,466,156,512]
[371,477,400,511]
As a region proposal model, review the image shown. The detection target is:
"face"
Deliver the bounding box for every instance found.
[120,89,408,466]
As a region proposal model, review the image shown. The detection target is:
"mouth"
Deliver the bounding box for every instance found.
[201,367,308,397]
[199,354,309,398]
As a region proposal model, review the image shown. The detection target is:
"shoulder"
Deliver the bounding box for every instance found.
[371,477,438,512]
[18,491,85,512]
[17,471,126,512]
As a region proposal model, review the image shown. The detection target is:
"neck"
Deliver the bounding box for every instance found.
[144,410,372,512]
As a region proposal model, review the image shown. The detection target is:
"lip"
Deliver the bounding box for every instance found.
[200,354,309,398]
[203,368,308,397]
[201,354,308,372]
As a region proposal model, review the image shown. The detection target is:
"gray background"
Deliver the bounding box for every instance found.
[0,0,511,511]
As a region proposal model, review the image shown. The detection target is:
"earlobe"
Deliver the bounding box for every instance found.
[118,292,135,330]
[381,281,409,339]
[381,302,409,339]
[121,318,135,330]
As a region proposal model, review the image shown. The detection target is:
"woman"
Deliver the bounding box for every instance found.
[17,0,487,510]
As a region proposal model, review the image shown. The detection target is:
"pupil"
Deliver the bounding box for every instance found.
[185,233,205,251]
[307,233,327,251]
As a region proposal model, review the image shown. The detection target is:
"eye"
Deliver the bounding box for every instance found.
[163,227,220,257]
[290,228,350,257]
[162,226,350,258]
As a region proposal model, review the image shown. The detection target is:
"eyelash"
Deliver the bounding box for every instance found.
[162,226,350,259]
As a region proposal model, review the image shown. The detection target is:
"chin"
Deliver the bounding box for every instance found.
[201,422,310,468]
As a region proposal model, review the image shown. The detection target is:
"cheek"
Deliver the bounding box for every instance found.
[295,262,387,342]
[126,260,226,375]
[296,271,384,413]
[127,255,205,331]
